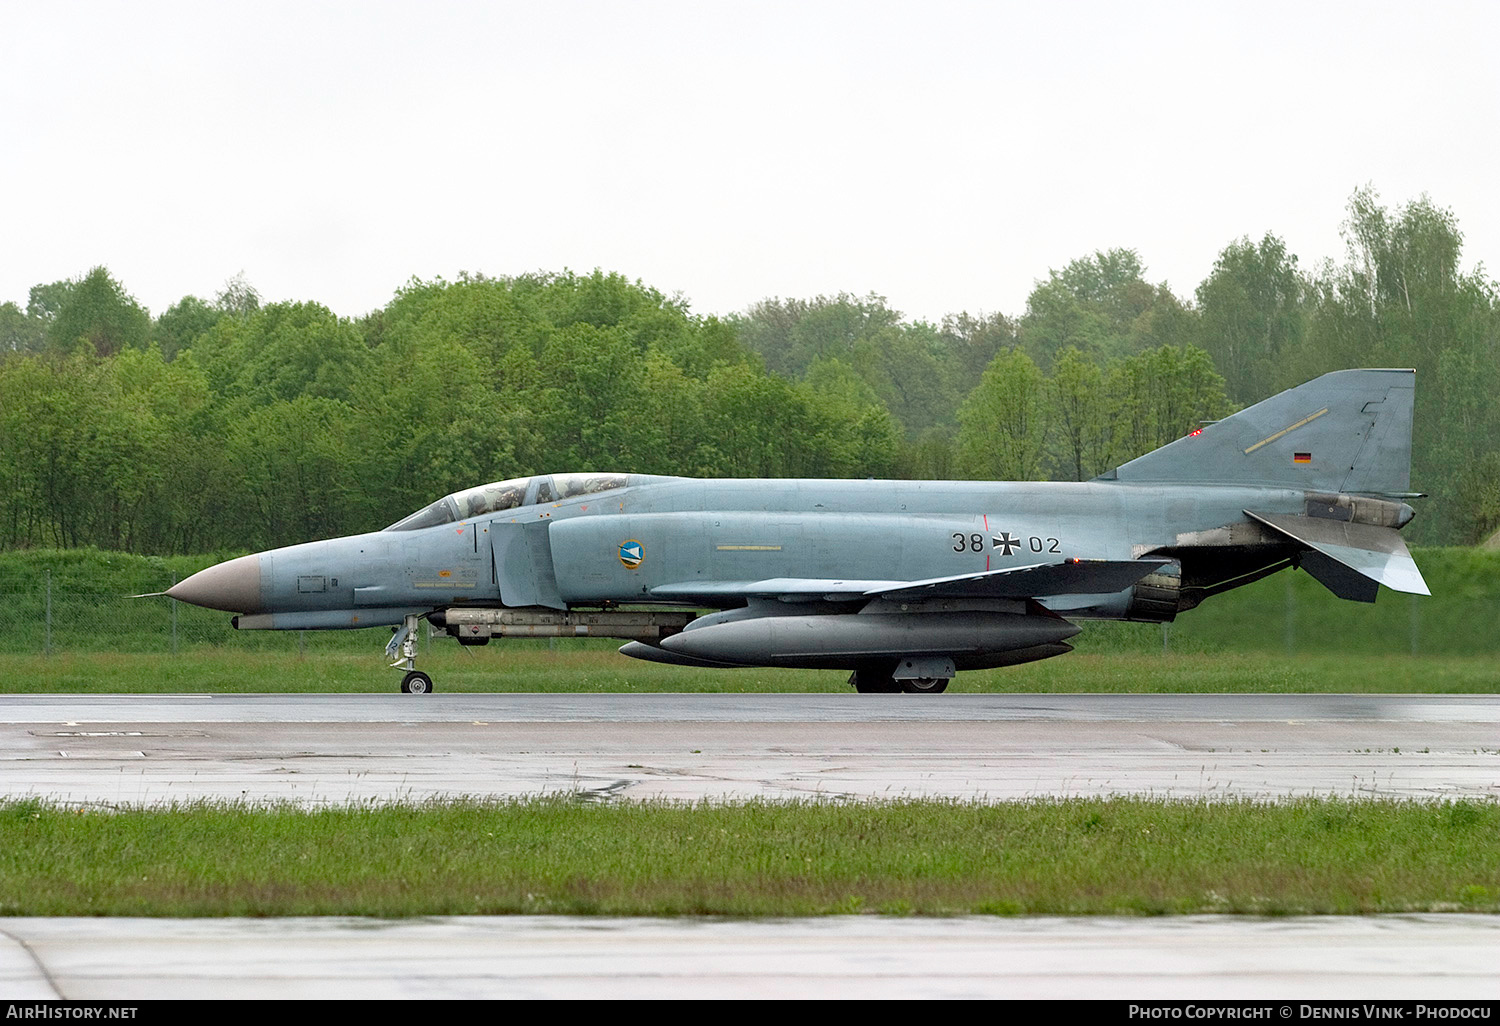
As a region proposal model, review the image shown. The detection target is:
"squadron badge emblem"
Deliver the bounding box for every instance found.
[618,540,644,569]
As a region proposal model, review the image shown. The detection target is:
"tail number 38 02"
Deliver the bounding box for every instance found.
[952,533,1060,554]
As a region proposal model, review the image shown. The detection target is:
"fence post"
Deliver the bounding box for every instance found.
[171,573,179,656]
[1283,572,1295,656]
[1409,592,1418,657]
[45,569,52,658]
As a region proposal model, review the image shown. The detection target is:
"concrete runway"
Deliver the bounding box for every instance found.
[3,915,1498,1000]
[2,692,1497,999]
[1,693,1497,805]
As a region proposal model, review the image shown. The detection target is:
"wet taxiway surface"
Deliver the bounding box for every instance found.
[0,693,1496,805]
[3,914,1498,1000]
[3,693,1496,999]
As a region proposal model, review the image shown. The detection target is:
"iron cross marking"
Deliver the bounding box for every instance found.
[992,532,1020,556]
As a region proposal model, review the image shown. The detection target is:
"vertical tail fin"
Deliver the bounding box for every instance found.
[1101,369,1416,494]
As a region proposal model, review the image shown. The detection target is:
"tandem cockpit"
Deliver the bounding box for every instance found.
[383,472,634,531]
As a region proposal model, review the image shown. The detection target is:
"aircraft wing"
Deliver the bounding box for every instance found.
[866,558,1171,600]
[650,579,900,602]
[1244,510,1430,601]
[650,558,1171,603]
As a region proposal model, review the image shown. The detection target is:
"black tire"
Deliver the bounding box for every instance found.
[900,677,949,694]
[849,669,900,693]
[400,671,433,694]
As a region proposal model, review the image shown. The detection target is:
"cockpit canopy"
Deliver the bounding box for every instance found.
[384,473,630,531]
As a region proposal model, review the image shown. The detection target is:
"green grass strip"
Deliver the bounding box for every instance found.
[1,797,1496,917]
[7,649,1500,693]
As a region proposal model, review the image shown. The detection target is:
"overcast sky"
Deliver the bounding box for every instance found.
[2,1,1496,323]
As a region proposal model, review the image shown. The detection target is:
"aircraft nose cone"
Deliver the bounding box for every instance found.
[167,555,264,613]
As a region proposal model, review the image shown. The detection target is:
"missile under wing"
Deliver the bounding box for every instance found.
[167,369,1428,693]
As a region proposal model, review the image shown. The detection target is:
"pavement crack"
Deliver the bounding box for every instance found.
[0,925,65,999]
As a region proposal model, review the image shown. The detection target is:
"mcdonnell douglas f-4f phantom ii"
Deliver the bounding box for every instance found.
[167,368,1429,693]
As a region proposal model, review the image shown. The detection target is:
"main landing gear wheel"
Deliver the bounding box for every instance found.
[401,671,433,694]
[900,677,949,694]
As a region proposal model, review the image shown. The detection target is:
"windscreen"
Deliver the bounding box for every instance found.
[384,473,629,530]
[384,497,458,531]
[385,477,530,530]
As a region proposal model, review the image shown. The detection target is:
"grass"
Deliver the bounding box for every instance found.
[4,646,1498,693]
[0,797,1495,917]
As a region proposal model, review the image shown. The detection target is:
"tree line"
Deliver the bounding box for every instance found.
[1,186,1496,554]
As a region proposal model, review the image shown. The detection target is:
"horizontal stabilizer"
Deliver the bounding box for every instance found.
[1244,510,1429,601]
[651,559,1169,603]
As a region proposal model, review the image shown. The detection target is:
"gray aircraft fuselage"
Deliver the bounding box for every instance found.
[165,369,1429,692]
[222,477,1308,622]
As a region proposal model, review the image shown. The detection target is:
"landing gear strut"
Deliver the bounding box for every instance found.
[387,614,434,694]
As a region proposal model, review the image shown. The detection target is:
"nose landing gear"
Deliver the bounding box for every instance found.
[387,614,434,694]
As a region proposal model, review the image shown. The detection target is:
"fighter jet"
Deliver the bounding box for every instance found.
[167,368,1429,693]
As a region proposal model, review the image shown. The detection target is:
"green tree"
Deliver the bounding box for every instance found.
[45,266,151,357]
[153,296,222,361]
[956,349,1049,480]
[1303,187,1500,542]
[214,272,261,320]
[529,323,647,470]
[1046,347,1112,481]
[376,274,539,373]
[229,302,371,406]
[1018,249,1196,368]
[26,280,72,322]
[699,363,801,477]
[898,427,957,480]
[939,310,1016,382]
[1452,453,1500,545]
[349,335,515,530]
[1108,345,1232,461]
[225,397,360,547]
[802,358,902,476]
[0,301,45,353]
[845,320,955,435]
[1196,233,1304,404]
[736,293,905,379]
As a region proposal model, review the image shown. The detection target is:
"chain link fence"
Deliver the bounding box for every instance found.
[0,570,370,655]
[1,560,1497,658]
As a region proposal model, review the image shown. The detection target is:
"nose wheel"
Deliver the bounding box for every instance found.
[387,614,435,693]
